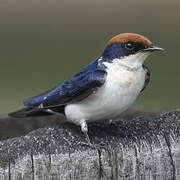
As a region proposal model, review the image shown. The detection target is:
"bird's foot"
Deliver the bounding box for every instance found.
[79,120,107,150]
[80,131,107,151]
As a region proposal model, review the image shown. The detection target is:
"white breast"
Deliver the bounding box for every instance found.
[65,61,145,126]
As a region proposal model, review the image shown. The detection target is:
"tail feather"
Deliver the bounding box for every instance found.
[9,107,53,118]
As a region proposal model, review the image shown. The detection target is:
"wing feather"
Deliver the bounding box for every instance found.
[23,59,107,108]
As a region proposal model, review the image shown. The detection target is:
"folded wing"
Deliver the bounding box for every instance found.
[23,59,107,108]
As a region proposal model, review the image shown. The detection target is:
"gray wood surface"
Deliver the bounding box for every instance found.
[0,109,180,180]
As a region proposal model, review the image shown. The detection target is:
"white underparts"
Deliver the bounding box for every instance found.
[65,52,150,129]
[111,52,151,70]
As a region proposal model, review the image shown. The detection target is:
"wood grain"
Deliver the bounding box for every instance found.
[0,109,179,180]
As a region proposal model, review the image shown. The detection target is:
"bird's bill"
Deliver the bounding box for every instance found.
[141,45,164,52]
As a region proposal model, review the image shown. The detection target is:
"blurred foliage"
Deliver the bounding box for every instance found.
[0,0,179,114]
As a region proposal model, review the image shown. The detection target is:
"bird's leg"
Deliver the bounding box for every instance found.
[80,120,103,175]
[79,119,107,162]
[80,120,92,146]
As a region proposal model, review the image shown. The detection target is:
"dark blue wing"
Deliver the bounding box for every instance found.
[23,58,107,108]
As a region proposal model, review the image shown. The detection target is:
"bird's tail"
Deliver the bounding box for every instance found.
[9,107,53,118]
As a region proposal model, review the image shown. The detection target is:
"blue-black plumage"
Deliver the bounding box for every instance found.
[23,59,107,108]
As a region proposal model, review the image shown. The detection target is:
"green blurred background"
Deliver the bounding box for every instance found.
[0,0,179,114]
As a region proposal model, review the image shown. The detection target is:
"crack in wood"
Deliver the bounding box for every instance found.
[97,148,103,180]
[30,154,35,180]
[47,154,52,173]
[8,160,11,180]
[134,143,140,179]
[164,132,176,180]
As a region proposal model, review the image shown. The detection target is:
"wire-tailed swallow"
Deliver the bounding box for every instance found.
[9,33,164,142]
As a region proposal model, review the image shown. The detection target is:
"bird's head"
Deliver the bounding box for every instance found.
[102,33,163,69]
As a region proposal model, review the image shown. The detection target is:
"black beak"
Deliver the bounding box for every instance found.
[141,45,164,52]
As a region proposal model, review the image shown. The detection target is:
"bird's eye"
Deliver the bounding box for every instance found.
[125,42,134,50]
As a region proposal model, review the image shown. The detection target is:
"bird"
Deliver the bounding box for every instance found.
[9,33,163,143]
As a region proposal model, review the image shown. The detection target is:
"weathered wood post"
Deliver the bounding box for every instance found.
[0,110,180,180]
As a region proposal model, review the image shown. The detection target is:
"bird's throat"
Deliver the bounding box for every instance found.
[104,52,150,71]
